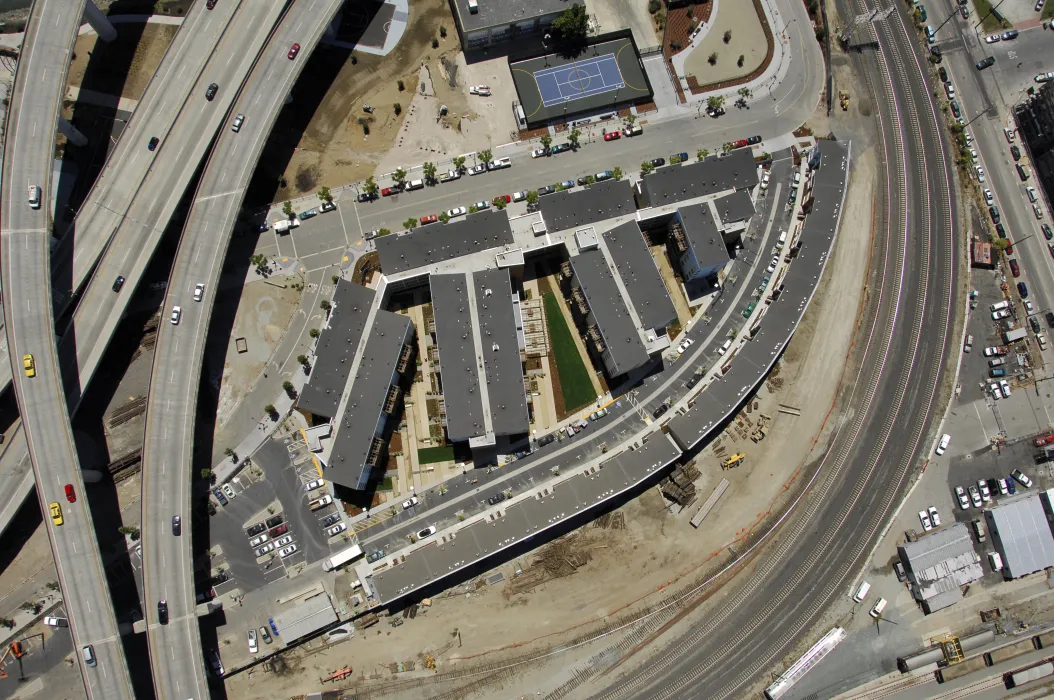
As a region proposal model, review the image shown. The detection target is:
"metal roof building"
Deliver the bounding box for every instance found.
[297,282,375,419]
[376,209,514,275]
[569,249,650,377]
[985,494,1054,579]
[636,150,759,208]
[537,179,636,234]
[897,523,984,613]
[430,273,487,443]
[270,594,338,644]
[601,221,676,334]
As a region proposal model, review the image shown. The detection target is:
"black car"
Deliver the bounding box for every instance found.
[205,83,218,101]
[487,492,506,506]
[686,374,703,389]
[112,276,125,292]
[157,600,169,625]
[246,522,266,537]
[551,143,573,154]
[1010,145,1021,161]
[652,403,669,418]
[577,176,590,186]
[1046,311,1054,328]
[212,488,227,506]
[995,222,1006,238]
[1002,29,1018,40]
[172,515,181,536]
[938,67,948,82]
[1043,224,1053,241]
[537,185,555,196]
[147,136,159,151]
[1031,316,1042,333]
[537,433,555,446]
[650,157,666,167]
[976,56,995,70]
[357,192,375,203]
[1018,281,1029,298]
[989,205,1000,224]
[209,571,229,587]
[265,514,284,528]
[746,135,762,145]
[366,549,385,563]
[706,106,725,117]
[320,513,341,527]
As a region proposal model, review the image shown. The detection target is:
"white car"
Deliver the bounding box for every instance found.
[677,338,694,353]
[314,495,333,507]
[531,148,548,158]
[975,166,986,183]
[474,200,491,211]
[170,306,182,325]
[989,382,1002,399]
[985,34,1001,43]
[1035,72,1054,83]
[978,479,992,502]
[999,379,1011,398]
[304,479,325,491]
[417,525,437,539]
[928,506,941,528]
[918,509,933,531]
[402,496,419,509]
[1035,204,1045,220]
[989,551,1003,571]
[248,629,258,654]
[469,85,491,96]
[1025,300,1036,315]
[992,309,1010,320]
[249,534,268,547]
[44,616,68,627]
[275,535,294,547]
[193,283,204,302]
[222,484,236,500]
[1005,128,1015,143]
[964,131,974,145]
[326,522,347,537]
[278,544,298,558]
[936,433,950,455]
[766,257,778,274]
[512,190,528,202]
[997,478,1009,495]
[983,347,1002,356]
[1027,186,1038,202]
[944,83,955,99]
[955,485,970,509]
[255,542,275,557]
[983,189,994,206]
[969,484,983,507]
[467,164,487,176]
[1012,468,1033,487]
[447,206,467,218]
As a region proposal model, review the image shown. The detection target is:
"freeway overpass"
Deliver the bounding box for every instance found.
[0,0,135,696]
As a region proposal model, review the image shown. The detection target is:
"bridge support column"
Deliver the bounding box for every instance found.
[82,1,117,43]
[58,118,88,147]
[325,14,340,41]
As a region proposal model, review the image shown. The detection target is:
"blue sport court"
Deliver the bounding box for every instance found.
[534,55,626,108]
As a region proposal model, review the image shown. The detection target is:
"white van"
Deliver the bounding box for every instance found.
[778,230,787,246]
[991,300,1010,312]
[853,581,871,603]
[869,598,888,618]
[717,338,733,355]
[935,434,951,455]
[405,179,424,191]
[989,551,1003,572]
[27,184,40,209]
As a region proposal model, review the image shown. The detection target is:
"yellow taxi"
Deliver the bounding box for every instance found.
[49,502,63,526]
[22,354,35,378]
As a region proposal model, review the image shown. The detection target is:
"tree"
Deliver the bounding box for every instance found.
[641,161,655,175]
[438,211,451,224]
[478,148,493,165]
[378,227,391,237]
[738,54,745,67]
[440,25,447,38]
[722,141,734,154]
[492,196,507,210]
[393,167,407,184]
[552,4,589,41]
[250,253,266,269]
[568,128,581,148]
[468,204,479,214]
[697,148,710,161]
[707,95,725,110]
[320,299,332,311]
[397,79,405,91]
[282,201,294,218]
[282,380,295,395]
[625,114,637,126]
[432,37,439,49]
[724,29,732,43]
[393,102,402,115]
[264,404,276,415]
[0,618,14,630]
[309,327,320,338]
[403,217,418,231]
[453,155,467,172]
[118,526,140,540]
[540,133,553,149]
[815,27,826,42]
[423,161,437,183]
[648,0,661,13]
[363,175,379,197]
[611,166,623,181]
[708,52,718,66]
[738,87,753,99]
[317,185,332,202]
[200,468,213,480]
[224,447,237,460]
[297,354,310,366]
[526,190,540,206]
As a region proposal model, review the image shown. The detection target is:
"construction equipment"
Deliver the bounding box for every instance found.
[321,665,352,683]
[424,654,437,670]
[839,91,850,111]
[0,641,26,679]
[721,453,746,470]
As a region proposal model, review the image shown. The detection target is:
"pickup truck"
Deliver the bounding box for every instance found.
[309,495,333,511]
[439,169,460,183]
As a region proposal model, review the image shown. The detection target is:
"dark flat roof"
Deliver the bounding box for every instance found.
[678,203,728,269]
[377,209,514,275]
[714,190,756,226]
[298,282,375,419]
[473,269,529,437]
[430,274,486,442]
[453,0,572,32]
[570,249,649,375]
[537,179,636,234]
[602,221,676,332]
[327,310,412,489]
[639,150,758,207]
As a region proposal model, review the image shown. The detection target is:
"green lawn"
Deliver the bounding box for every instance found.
[417,445,455,464]
[543,292,599,412]
[1045,2,1054,20]
[971,0,1006,32]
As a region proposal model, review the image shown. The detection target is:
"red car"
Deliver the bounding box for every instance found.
[603,131,621,141]
[206,0,216,8]
[269,524,289,538]
[1006,243,1013,254]
[420,214,438,225]
[64,484,75,503]
[381,187,396,197]
[496,194,512,203]
[1009,259,1020,277]
[288,43,300,60]
[733,139,749,148]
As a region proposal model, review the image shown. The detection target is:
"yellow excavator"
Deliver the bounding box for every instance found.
[721,453,746,469]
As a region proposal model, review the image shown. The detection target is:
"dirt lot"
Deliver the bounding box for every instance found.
[67,23,177,99]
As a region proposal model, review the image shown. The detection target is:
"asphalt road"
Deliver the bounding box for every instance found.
[139,0,345,696]
[574,1,961,697]
[0,0,135,696]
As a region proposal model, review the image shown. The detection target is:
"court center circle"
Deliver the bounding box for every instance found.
[567,68,593,92]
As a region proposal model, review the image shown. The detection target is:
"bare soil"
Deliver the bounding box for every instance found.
[67,23,177,99]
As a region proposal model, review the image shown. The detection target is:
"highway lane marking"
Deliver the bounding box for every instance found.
[2,228,47,234]
[195,189,243,202]
[335,201,351,247]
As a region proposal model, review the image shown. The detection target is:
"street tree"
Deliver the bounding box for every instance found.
[552,4,589,41]
[438,211,451,224]
[363,176,379,197]
[492,196,507,209]
[526,190,540,205]
[568,128,581,148]
[641,161,655,175]
[282,201,294,218]
[317,185,332,202]
[403,217,418,231]
[423,161,437,182]
[453,155,467,171]
[540,133,553,149]
[478,148,493,165]
[611,166,623,180]
[393,167,407,184]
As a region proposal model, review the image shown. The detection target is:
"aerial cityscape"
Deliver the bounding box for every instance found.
[0,0,1053,698]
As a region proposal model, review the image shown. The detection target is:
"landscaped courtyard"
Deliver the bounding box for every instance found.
[683,0,768,89]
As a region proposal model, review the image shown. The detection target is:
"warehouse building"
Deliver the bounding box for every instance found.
[448,0,578,49]
[985,493,1054,579]
[897,523,984,614]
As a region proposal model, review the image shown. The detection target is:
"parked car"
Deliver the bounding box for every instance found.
[417,525,437,539]
[1011,145,1022,160]
[537,185,556,196]
[469,85,491,96]
[652,403,669,418]
[531,147,549,158]
[1010,259,1021,277]
[248,629,258,654]
[420,214,439,225]
[559,179,575,189]
[1018,282,1029,298]
[976,56,995,70]
[447,206,467,218]
[249,534,268,547]
[473,200,491,211]
[677,338,694,353]
[275,535,293,547]
[269,524,288,538]
[918,509,933,531]
[537,433,555,446]
[468,164,487,176]
[487,492,506,505]
[955,485,970,509]
[603,130,621,141]
[551,143,573,154]
[746,135,763,145]
[650,158,666,167]
[1002,29,1019,40]
[985,34,1001,43]
[968,484,983,507]
[1012,469,1033,487]
[402,496,419,509]
[212,488,227,506]
[997,478,1009,495]
[512,190,528,202]
[326,522,347,537]
[278,545,298,558]
[255,542,275,557]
